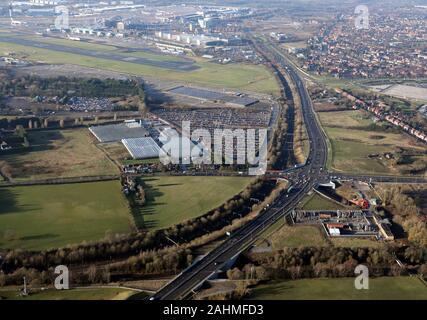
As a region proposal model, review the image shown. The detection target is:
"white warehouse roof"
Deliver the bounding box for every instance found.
[122,137,161,159]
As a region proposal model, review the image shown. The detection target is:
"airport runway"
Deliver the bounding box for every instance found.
[0,36,199,71]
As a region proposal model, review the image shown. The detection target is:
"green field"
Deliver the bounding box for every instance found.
[0,287,142,300]
[329,139,393,174]
[0,37,280,95]
[137,176,253,230]
[0,181,132,250]
[325,127,421,149]
[249,277,427,300]
[300,193,346,210]
[318,110,427,175]
[268,225,329,248]
[318,110,373,128]
[0,129,118,182]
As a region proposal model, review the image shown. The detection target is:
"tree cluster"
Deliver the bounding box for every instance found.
[0,75,144,99]
[233,245,427,282]
[378,186,427,246]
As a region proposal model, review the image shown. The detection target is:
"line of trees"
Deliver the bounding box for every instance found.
[108,247,192,276]
[268,104,289,170]
[0,92,4,108]
[288,78,308,165]
[0,249,192,288]
[1,242,426,288]
[228,245,427,282]
[0,75,144,99]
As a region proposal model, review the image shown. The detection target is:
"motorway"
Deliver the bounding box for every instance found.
[151,181,313,300]
[150,39,427,300]
[151,40,331,300]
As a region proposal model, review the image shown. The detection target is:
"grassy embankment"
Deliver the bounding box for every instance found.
[249,277,427,300]
[0,287,143,300]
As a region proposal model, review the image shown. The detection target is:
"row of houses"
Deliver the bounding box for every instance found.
[336,89,427,144]
[384,114,427,143]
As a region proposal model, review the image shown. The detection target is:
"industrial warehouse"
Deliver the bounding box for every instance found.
[89,120,149,143]
[291,209,395,241]
[89,118,206,161]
